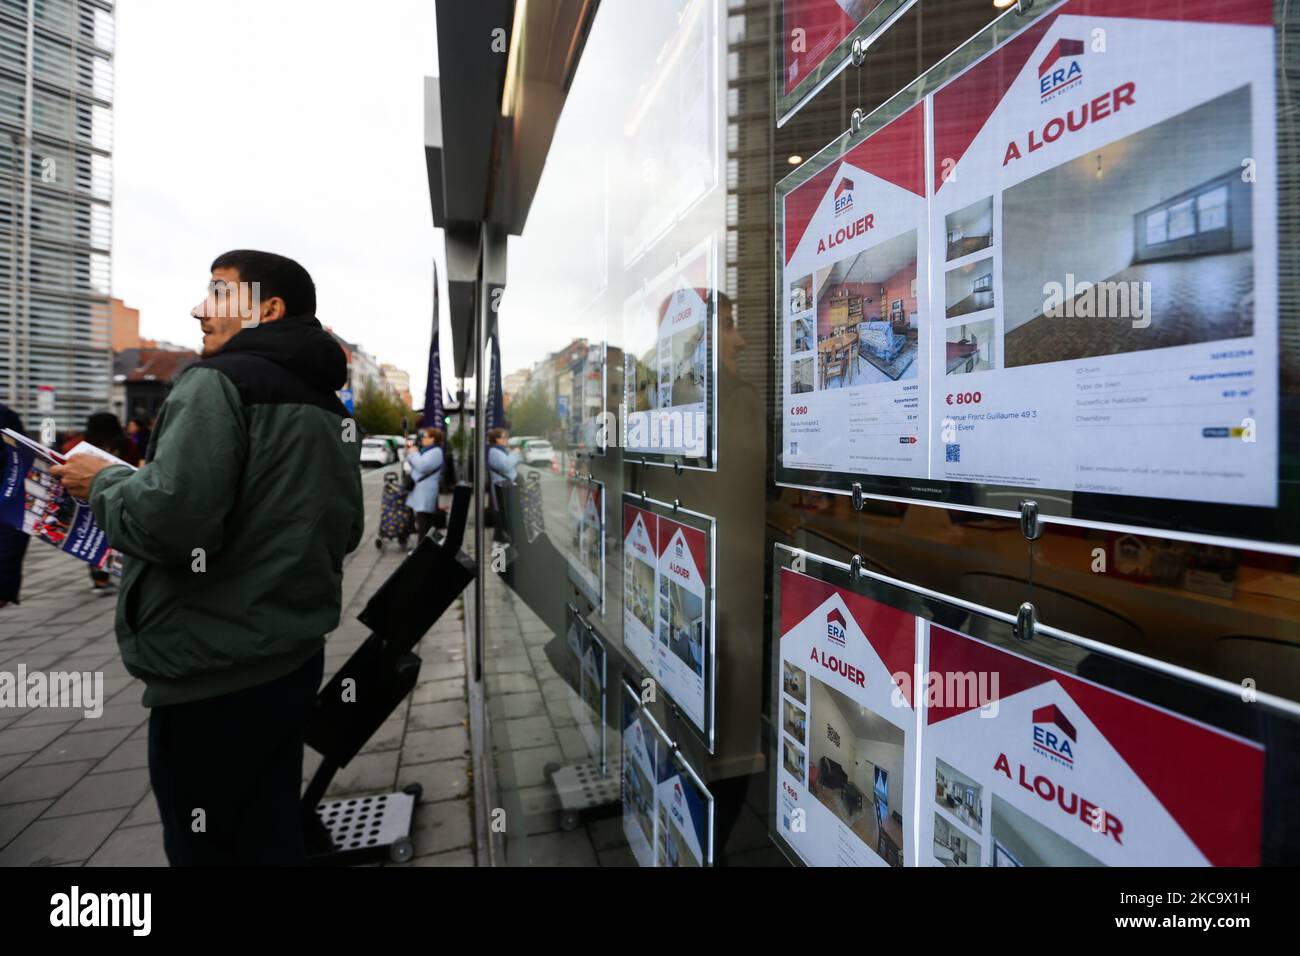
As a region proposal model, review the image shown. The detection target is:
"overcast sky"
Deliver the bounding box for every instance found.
[113,0,447,403]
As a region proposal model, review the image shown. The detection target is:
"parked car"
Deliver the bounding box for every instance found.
[521,439,555,466]
[360,437,396,467]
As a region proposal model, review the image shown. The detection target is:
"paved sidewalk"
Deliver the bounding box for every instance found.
[0,467,475,867]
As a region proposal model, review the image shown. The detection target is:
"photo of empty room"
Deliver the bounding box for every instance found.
[782,660,807,704]
[790,356,814,394]
[627,350,658,412]
[790,273,813,313]
[627,556,655,632]
[783,698,807,745]
[946,196,994,261]
[791,316,813,354]
[807,679,905,866]
[990,794,1102,867]
[658,580,705,677]
[945,256,994,319]
[933,812,982,867]
[783,739,806,783]
[1003,86,1256,368]
[946,319,994,375]
[935,758,984,831]
[669,322,707,406]
[814,229,920,386]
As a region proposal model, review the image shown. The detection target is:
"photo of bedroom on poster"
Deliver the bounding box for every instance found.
[807,678,905,866]
[1002,86,1255,367]
[813,229,920,387]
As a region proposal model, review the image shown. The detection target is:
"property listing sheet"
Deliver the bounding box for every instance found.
[918,624,1265,866]
[565,477,604,610]
[779,0,1279,511]
[774,568,918,867]
[927,0,1277,506]
[655,753,712,867]
[621,496,714,742]
[622,238,714,463]
[780,105,930,480]
[621,691,663,868]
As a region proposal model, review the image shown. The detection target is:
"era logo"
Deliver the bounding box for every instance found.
[1032,704,1077,769]
[1038,39,1084,102]
[826,607,847,646]
[834,177,854,215]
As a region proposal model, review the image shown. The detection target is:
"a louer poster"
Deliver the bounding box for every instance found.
[622,688,666,868]
[778,0,916,127]
[777,0,1280,521]
[622,238,715,465]
[928,0,1277,507]
[566,477,604,610]
[621,495,715,746]
[780,104,929,482]
[655,752,713,866]
[774,568,918,867]
[918,624,1264,866]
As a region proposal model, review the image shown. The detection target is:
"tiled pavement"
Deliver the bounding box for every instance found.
[479,568,635,867]
[0,467,475,867]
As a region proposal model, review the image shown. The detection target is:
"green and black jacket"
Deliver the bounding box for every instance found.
[90,315,365,706]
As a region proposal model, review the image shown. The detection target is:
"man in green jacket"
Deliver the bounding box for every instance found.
[53,250,364,865]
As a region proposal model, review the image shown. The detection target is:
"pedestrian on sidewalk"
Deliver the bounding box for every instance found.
[78,412,135,595]
[0,400,29,608]
[405,426,445,545]
[51,250,365,866]
[486,427,518,544]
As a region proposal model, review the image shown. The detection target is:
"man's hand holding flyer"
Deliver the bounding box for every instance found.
[0,428,135,575]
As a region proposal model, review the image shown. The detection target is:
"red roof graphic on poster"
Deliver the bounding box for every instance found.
[834,177,854,198]
[658,516,708,581]
[1037,38,1084,77]
[931,0,1272,193]
[927,625,1264,866]
[623,502,653,540]
[783,102,924,264]
[1032,703,1077,741]
[778,569,916,706]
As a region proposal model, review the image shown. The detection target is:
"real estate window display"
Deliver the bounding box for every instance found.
[480,0,1300,867]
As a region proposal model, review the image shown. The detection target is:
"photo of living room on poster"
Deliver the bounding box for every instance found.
[813,229,920,388]
[807,677,905,866]
[1002,86,1255,367]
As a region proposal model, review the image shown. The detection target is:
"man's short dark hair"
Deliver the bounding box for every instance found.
[210,250,316,317]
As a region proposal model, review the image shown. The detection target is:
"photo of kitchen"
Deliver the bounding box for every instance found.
[790,272,813,313]
[946,319,994,375]
[790,355,815,394]
[657,577,705,677]
[783,698,807,745]
[935,758,984,831]
[990,795,1102,867]
[1002,86,1255,368]
[791,316,813,354]
[933,812,982,867]
[945,256,995,319]
[946,195,995,261]
[626,555,656,633]
[783,739,806,783]
[807,678,906,866]
[813,229,920,386]
[782,660,807,704]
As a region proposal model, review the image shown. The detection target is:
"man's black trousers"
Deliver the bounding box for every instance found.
[147,649,324,865]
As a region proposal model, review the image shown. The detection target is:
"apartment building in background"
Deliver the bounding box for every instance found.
[0,0,115,429]
[380,361,412,408]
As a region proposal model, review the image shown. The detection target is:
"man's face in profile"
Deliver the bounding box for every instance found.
[192,267,250,356]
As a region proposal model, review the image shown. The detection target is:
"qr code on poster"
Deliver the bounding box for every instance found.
[945,443,960,463]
